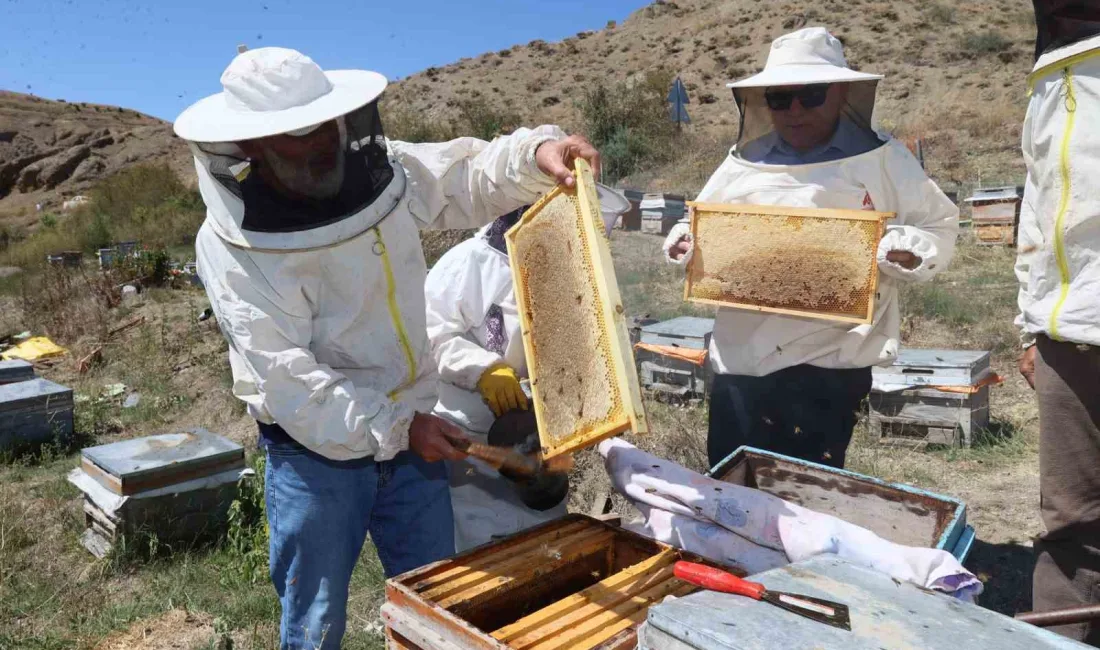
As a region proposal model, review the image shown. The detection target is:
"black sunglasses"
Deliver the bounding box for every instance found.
[764,84,832,111]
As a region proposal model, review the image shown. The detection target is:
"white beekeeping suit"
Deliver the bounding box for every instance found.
[664,28,959,378]
[177,49,567,462]
[425,219,566,552]
[1016,35,1100,349]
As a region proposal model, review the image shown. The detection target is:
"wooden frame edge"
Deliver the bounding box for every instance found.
[573,160,649,440]
[687,201,896,223]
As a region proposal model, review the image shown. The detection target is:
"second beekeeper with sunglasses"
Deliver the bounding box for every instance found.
[664,27,959,469]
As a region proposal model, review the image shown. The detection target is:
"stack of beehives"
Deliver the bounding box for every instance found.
[639,193,686,235]
[67,428,246,558]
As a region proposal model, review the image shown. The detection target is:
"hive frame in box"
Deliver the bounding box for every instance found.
[382,514,726,650]
[684,202,894,325]
[505,159,647,459]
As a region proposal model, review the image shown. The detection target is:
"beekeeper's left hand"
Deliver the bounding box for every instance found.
[536,135,601,188]
[478,364,529,417]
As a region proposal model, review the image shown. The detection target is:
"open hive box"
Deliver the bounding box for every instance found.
[708,447,972,561]
[383,515,727,650]
[505,159,647,458]
[684,203,894,324]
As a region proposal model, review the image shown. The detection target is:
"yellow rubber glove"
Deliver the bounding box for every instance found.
[477,365,529,417]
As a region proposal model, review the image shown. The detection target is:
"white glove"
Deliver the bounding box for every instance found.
[662,222,694,266]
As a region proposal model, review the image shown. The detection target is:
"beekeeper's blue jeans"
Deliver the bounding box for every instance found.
[262,431,454,650]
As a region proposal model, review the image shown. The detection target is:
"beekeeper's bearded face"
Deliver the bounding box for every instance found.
[239,119,346,200]
[766,83,848,153]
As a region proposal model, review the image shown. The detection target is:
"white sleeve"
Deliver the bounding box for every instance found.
[1015,172,1041,348]
[211,261,413,461]
[424,244,506,390]
[390,125,565,231]
[876,144,959,283]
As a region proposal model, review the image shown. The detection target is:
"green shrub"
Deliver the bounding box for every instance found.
[384,104,457,143]
[577,69,680,183]
[114,248,172,286]
[454,97,521,141]
[225,454,269,586]
[964,30,1011,54]
[927,2,955,24]
[2,163,203,268]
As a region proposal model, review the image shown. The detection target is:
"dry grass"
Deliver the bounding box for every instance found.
[0,283,385,649]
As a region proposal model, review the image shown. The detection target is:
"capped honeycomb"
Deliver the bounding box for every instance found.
[506,160,647,459]
[685,203,893,324]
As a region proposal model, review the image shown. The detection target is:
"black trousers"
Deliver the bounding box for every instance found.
[707,365,872,469]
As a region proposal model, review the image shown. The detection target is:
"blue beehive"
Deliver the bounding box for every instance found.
[709,446,974,562]
[0,377,74,452]
[0,359,35,385]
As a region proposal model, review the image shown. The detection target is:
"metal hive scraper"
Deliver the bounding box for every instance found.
[673,561,851,631]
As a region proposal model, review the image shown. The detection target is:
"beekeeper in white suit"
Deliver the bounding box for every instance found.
[174,46,599,650]
[664,27,958,470]
[1015,5,1100,642]
[425,187,629,552]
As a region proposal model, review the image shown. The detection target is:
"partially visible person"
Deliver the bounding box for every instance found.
[1017,3,1100,643]
[664,28,958,470]
[425,182,628,551]
[425,206,568,552]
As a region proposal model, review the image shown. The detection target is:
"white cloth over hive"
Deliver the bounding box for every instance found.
[599,438,982,601]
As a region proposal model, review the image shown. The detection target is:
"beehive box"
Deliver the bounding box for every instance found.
[69,428,245,558]
[0,359,35,385]
[506,160,647,459]
[382,515,723,650]
[636,317,715,397]
[81,428,245,495]
[0,377,73,452]
[869,349,993,447]
[974,223,1016,246]
[708,446,973,561]
[640,556,1081,650]
[684,203,894,324]
[965,187,1020,247]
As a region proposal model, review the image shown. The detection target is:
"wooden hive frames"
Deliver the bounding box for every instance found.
[505,159,647,459]
[685,203,894,325]
[383,515,728,650]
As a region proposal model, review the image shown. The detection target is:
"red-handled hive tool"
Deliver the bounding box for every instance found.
[673,561,851,631]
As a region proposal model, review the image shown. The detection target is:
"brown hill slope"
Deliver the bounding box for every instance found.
[0,91,191,227]
[386,0,1036,193]
[1,0,1037,225]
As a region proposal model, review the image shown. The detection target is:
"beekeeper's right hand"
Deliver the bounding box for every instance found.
[662,222,693,265]
[409,413,469,462]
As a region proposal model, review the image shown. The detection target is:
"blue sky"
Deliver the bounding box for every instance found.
[1,0,650,121]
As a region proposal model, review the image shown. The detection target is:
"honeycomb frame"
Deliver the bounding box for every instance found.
[685,202,895,325]
[505,159,647,459]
